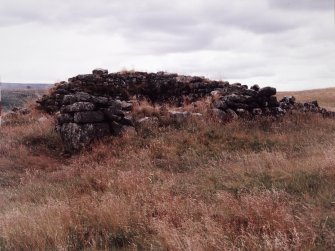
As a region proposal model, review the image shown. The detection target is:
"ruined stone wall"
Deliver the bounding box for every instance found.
[38,69,233,151]
[37,69,334,152]
[38,68,231,113]
[210,87,332,120]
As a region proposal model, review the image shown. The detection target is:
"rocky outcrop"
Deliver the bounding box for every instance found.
[37,69,335,152]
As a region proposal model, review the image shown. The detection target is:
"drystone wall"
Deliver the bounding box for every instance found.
[210,87,333,120]
[37,69,334,152]
[37,68,232,113]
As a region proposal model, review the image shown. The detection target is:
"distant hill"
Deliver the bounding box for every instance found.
[1,86,51,111]
[1,82,52,90]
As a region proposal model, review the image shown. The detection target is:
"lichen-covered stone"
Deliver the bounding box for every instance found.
[57,113,74,124]
[74,92,92,102]
[60,123,110,152]
[62,95,77,105]
[74,111,105,123]
[60,102,95,113]
[91,96,109,105]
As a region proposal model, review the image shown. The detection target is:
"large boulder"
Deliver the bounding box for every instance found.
[258,87,276,97]
[60,123,110,152]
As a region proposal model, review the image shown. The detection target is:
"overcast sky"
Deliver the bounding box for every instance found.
[0,0,334,90]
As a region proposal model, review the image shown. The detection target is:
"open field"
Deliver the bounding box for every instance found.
[0,89,335,250]
[1,89,47,111]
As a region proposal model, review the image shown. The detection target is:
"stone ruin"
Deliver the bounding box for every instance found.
[37,69,334,152]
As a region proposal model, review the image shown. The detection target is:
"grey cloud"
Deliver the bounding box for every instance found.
[268,0,332,11]
[85,0,298,54]
[0,0,300,33]
[0,0,120,26]
[0,0,334,90]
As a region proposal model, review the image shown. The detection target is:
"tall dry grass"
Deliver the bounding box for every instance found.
[0,106,335,250]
